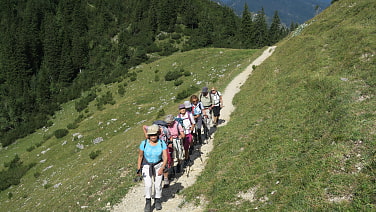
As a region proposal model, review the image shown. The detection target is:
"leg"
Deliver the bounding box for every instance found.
[142,165,152,198]
[154,165,164,210]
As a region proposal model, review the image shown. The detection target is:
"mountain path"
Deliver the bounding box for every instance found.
[112,46,276,212]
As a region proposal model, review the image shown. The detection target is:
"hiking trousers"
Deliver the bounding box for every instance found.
[142,162,163,199]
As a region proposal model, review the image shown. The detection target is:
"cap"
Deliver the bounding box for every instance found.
[184,101,191,109]
[164,114,175,124]
[178,104,185,109]
[202,87,208,93]
[147,124,159,135]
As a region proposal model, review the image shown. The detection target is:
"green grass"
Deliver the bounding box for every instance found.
[183,0,375,211]
[1,0,375,210]
[0,48,259,211]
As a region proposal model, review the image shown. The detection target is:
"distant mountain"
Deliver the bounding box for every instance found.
[212,0,331,25]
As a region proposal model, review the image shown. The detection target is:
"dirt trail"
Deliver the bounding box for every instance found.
[112,46,276,212]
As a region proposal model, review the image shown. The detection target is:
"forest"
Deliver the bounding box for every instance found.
[0,0,291,146]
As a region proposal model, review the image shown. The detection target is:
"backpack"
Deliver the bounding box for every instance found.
[176,112,194,131]
[199,93,212,105]
[192,102,204,115]
[211,91,221,106]
[152,120,170,142]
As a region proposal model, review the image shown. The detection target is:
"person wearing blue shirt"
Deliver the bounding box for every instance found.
[137,124,167,211]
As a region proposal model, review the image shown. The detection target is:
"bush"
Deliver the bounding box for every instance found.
[174,79,183,86]
[118,85,125,96]
[156,109,165,119]
[175,86,199,102]
[96,91,116,110]
[67,123,79,129]
[155,74,160,82]
[54,129,69,139]
[89,150,101,160]
[34,172,41,178]
[183,70,191,76]
[26,146,36,152]
[165,70,182,81]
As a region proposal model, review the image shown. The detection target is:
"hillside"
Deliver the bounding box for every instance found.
[1,0,375,211]
[213,0,331,24]
[184,0,375,210]
[0,48,260,211]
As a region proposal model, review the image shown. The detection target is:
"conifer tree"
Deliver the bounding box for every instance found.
[269,11,283,45]
[253,8,268,48]
[240,3,254,48]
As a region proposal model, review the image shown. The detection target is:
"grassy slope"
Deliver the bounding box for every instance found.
[0,48,260,211]
[184,0,375,211]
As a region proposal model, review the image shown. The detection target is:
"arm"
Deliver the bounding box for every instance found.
[137,149,143,175]
[142,125,148,139]
[158,149,168,176]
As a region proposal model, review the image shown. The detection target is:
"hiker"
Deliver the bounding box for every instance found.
[211,87,223,127]
[200,86,213,131]
[177,104,195,168]
[164,114,185,175]
[142,121,171,188]
[190,95,204,144]
[137,124,167,211]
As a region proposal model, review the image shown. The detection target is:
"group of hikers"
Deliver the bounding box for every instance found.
[136,86,223,211]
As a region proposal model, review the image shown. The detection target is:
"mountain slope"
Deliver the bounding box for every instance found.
[0,48,260,211]
[184,0,375,210]
[213,0,331,24]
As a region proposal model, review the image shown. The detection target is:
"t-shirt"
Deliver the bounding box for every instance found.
[178,112,196,134]
[192,102,204,115]
[140,139,167,163]
[167,121,184,138]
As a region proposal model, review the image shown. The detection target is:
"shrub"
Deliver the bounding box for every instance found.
[155,74,160,82]
[118,85,125,96]
[156,109,165,119]
[67,123,79,129]
[89,150,101,160]
[174,79,183,86]
[26,146,36,152]
[54,129,69,139]
[96,91,116,110]
[171,33,181,40]
[165,70,182,81]
[183,70,191,76]
[175,86,199,102]
[34,172,41,178]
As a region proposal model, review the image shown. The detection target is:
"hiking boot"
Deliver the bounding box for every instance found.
[176,164,181,173]
[144,198,151,212]
[163,179,169,188]
[189,145,194,155]
[155,198,162,210]
[197,129,202,145]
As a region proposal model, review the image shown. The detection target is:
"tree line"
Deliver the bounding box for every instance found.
[0,0,294,146]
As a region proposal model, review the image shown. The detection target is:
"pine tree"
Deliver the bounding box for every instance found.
[253,8,268,48]
[269,11,283,45]
[240,3,254,48]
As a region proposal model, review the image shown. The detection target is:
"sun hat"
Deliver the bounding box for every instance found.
[164,114,175,124]
[147,124,159,135]
[178,104,185,109]
[184,101,191,109]
[202,87,208,93]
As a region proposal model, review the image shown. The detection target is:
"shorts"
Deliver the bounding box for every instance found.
[183,134,193,150]
[212,106,221,117]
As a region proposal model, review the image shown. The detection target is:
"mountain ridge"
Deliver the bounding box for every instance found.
[212,0,331,24]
